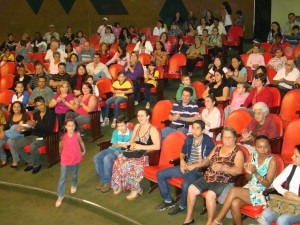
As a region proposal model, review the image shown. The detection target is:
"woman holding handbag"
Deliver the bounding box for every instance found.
[257,145,300,225]
[110,109,160,200]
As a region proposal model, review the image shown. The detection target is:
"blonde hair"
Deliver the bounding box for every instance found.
[57,81,72,94]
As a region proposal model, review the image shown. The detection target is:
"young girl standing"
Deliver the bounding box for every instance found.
[55,119,86,207]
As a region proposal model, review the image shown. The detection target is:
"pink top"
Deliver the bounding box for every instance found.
[76,94,97,115]
[230,92,249,109]
[53,93,74,114]
[247,53,265,70]
[60,132,82,166]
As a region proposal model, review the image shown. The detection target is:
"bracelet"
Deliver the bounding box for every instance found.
[214,219,222,225]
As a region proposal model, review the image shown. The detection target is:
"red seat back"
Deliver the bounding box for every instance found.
[0,90,14,106]
[294,43,300,58]
[167,53,187,73]
[0,62,15,76]
[89,34,101,46]
[268,87,281,108]
[33,52,46,63]
[108,64,123,81]
[183,36,194,46]
[167,35,178,46]
[191,81,205,99]
[0,74,14,90]
[281,42,294,59]
[246,67,254,83]
[260,42,271,53]
[225,109,252,134]
[148,35,160,46]
[269,114,283,137]
[138,53,151,66]
[266,67,277,83]
[158,132,186,167]
[280,89,300,129]
[156,66,164,79]
[240,54,249,66]
[125,43,136,53]
[24,63,35,73]
[140,27,152,38]
[281,119,300,164]
[109,43,118,53]
[96,78,112,99]
[43,63,50,71]
[151,100,173,130]
[262,53,273,65]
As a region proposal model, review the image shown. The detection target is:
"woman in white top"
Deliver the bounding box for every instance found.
[222,1,233,32]
[106,43,130,66]
[100,27,115,45]
[197,18,210,36]
[133,32,153,55]
[153,20,166,36]
[200,95,221,138]
[258,144,300,225]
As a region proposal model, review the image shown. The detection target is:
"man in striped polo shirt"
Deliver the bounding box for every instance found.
[155,120,215,215]
[161,87,200,141]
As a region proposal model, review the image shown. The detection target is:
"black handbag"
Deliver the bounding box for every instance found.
[123,150,147,158]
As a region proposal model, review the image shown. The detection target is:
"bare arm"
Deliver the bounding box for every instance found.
[78,133,86,155]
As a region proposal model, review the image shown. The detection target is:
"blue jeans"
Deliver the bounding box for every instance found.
[93,71,106,82]
[157,166,202,208]
[0,136,9,162]
[161,126,188,142]
[104,96,127,118]
[261,207,300,225]
[94,148,120,184]
[132,80,139,101]
[138,83,154,102]
[57,164,79,197]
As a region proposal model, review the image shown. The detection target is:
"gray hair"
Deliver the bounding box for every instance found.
[253,102,269,115]
[51,41,59,48]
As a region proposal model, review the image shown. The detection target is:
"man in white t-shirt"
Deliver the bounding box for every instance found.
[97,18,112,36]
[44,41,66,63]
[273,58,299,97]
[86,53,112,82]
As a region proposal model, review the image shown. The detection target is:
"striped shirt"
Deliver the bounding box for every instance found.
[187,138,202,165]
[170,100,199,126]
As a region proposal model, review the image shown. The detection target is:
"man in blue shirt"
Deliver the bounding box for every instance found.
[155,120,215,215]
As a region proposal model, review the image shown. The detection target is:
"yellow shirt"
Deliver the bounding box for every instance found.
[112,80,132,98]
[144,70,159,87]
[0,53,14,62]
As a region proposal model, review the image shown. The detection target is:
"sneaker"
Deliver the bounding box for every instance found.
[155,200,175,211]
[55,196,64,207]
[101,117,109,127]
[168,202,185,215]
[99,183,110,193]
[111,119,117,129]
[71,186,77,194]
[113,187,122,195]
[145,102,150,109]
[134,101,138,106]
[256,216,268,225]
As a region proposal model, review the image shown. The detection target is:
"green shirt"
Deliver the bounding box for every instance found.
[176,84,197,101]
[30,86,54,104]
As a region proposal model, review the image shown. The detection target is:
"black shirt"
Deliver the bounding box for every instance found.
[32,109,56,137]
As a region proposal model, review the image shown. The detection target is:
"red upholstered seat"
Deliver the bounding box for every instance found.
[150,100,173,130]
[164,53,186,79]
[108,64,123,81]
[144,132,186,184]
